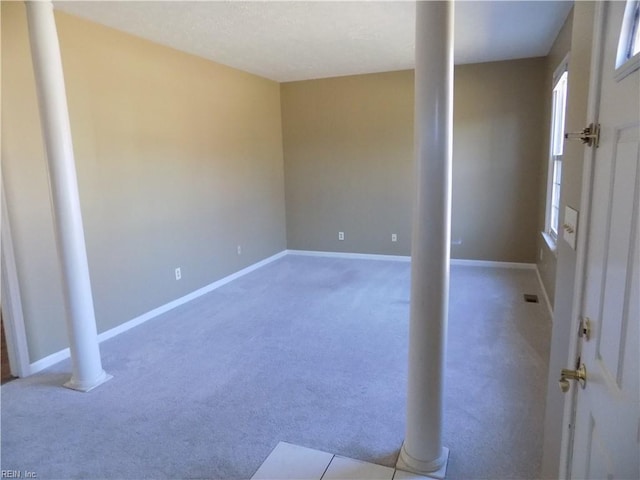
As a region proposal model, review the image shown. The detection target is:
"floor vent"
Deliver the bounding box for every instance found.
[524,294,539,303]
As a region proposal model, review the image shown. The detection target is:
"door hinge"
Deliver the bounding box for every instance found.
[565,123,600,148]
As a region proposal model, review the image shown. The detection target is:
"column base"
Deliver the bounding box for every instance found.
[63,370,112,392]
[396,443,450,479]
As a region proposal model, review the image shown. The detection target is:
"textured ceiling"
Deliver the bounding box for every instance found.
[53,1,573,83]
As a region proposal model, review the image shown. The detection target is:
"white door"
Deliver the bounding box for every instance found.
[569,1,640,478]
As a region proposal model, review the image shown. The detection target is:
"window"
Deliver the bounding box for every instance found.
[545,61,569,245]
[615,0,640,79]
[628,0,640,58]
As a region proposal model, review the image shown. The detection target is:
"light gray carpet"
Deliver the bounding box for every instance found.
[1,255,551,479]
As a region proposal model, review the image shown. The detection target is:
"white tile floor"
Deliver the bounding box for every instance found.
[251,442,432,480]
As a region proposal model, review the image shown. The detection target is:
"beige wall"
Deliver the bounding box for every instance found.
[282,72,414,255]
[537,10,574,307]
[1,3,286,362]
[282,58,546,262]
[454,59,546,262]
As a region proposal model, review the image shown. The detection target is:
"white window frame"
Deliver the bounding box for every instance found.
[544,56,569,250]
[614,0,640,80]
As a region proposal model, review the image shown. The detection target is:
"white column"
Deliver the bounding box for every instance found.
[25,0,111,392]
[396,1,453,478]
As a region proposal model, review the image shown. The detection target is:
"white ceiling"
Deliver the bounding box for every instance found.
[53,1,573,83]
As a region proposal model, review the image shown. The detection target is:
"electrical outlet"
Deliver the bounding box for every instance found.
[237,245,242,255]
[175,267,181,280]
[338,232,344,241]
[392,234,397,242]
[540,249,544,261]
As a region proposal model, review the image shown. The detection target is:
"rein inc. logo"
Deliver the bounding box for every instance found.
[1,471,37,478]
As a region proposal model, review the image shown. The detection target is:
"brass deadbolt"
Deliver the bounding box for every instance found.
[564,123,600,148]
[558,364,587,393]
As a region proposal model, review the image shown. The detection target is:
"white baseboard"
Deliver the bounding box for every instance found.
[450,258,536,269]
[28,348,71,375]
[286,249,411,262]
[287,249,536,270]
[535,265,554,319]
[28,250,288,375]
[97,250,288,345]
[27,248,539,375]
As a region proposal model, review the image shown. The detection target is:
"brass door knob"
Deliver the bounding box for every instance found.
[558,364,587,393]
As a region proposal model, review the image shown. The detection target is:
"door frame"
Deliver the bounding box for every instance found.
[1,180,31,377]
[558,2,607,477]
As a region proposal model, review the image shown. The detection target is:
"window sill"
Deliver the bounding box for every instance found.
[541,231,558,257]
[615,51,640,82]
